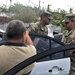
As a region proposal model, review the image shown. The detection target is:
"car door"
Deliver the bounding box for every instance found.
[4,44,75,75]
[29,34,70,75]
[31,58,70,75]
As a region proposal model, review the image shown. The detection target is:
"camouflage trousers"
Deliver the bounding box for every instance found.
[69,55,75,75]
[69,62,75,75]
[69,50,75,75]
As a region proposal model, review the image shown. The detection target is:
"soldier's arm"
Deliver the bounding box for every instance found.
[28,23,36,33]
[69,31,75,44]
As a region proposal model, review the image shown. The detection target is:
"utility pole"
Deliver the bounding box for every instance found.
[9,0,12,17]
[42,2,45,12]
[38,0,41,17]
[47,4,52,12]
[6,0,7,8]
[39,0,41,9]
[10,0,12,7]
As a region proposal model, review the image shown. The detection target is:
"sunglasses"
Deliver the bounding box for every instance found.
[65,19,75,24]
[64,20,75,24]
[64,22,69,24]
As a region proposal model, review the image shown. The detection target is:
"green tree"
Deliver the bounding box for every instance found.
[9,3,38,23]
[52,13,63,21]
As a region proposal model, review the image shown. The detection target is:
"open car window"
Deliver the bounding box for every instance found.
[29,33,68,61]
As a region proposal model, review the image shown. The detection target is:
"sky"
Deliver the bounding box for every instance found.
[0,0,75,13]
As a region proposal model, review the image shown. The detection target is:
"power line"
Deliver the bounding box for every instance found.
[28,0,39,7]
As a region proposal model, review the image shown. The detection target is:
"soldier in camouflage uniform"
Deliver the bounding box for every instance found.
[62,14,75,75]
[29,11,52,35]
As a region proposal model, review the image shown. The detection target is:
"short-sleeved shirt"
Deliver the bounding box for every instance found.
[29,22,48,35]
[0,42,36,75]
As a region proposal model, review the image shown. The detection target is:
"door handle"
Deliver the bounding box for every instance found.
[48,66,64,73]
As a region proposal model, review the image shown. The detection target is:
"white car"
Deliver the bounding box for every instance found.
[0,29,5,33]
[0,33,73,75]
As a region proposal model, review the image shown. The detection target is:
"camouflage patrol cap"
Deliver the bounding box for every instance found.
[64,13,75,22]
[41,11,53,20]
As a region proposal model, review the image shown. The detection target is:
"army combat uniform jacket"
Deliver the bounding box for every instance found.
[62,28,75,75]
[29,22,48,35]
